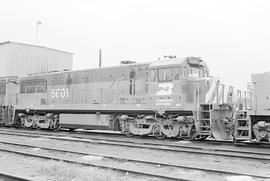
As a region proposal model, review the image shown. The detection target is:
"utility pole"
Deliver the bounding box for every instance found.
[36,21,42,44]
[99,49,102,67]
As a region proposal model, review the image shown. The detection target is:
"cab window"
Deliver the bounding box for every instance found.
[20,80,47,93]
[158,68,172,81]
[150,69,156,81]
[189,67,206,78]
[152,67,183,81]
[0,81,6,95]
[183,67,188,77]
[172,67,182,80]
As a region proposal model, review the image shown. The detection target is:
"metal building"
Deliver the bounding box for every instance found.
[0,41,73,77]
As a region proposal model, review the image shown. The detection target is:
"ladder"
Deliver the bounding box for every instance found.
[0,106,14,126]
[198,103,234,141]
[0,107,4,125]
[234,110,250,141]
[198,104,212,135]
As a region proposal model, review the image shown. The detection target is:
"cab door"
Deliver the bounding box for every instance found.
[129,69,136,95]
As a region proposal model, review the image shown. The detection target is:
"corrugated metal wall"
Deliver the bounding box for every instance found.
[0,45,9,76]
[0,41,73,77]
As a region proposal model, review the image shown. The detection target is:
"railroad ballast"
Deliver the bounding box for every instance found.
[0,56,269,143]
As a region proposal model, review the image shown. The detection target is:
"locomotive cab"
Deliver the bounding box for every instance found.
[143,57,214,139]
[148,57,210,112]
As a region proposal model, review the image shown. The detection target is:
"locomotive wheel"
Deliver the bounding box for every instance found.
[122,123,133,137]
[54,122,61,131]
[183,125,197,141]
[155,132,166,139]
[153,124,166,139]
[119,119,133,137]
[24,118,33,128]
[55,126,61,131]
[124,131,133,137]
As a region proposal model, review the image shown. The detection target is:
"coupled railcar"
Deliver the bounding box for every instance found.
[234,72,270,143]
[0,57,235,141]
[0,76,18,126]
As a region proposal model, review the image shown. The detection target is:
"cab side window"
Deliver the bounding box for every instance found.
[0,81,6,95]
[150,69,156,82]
[189,67,200,77]
[189,67,206,78]
[20,80,47,93]
[158,68,166,81]
[158,68,172,81]
[152,67,183,81]
[165,69,172,80]
[183,67,189,77]
[172,67,182,80]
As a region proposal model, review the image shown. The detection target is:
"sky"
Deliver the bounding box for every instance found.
[0,0,269,90]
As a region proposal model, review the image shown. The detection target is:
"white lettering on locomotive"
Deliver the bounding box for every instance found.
[51,88,69,98]
[156,99,173,106]
[156,83,174,96]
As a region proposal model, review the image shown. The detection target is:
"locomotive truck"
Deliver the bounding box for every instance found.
[0,56,244,141]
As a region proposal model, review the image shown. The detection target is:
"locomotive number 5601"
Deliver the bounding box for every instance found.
[51,88,69,99]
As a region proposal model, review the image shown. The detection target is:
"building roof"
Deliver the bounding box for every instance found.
[0,41,73,55]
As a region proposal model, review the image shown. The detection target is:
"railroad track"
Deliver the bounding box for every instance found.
[0,135,269,180]
[0,128,269,180]
[0,128,270,161]
[0,171,35,181]
[68,129,270,148]
[3,127,269,148]
[0,145,183,181]
[0,127,265,146]
[70,129,270,149]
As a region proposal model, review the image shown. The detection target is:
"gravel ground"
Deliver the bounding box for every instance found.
[0,151,159,181]
[0,133,269,181]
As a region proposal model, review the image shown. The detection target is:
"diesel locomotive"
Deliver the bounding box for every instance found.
[234,72,270,143]
[0,56,268,143]
[0,57,234,141]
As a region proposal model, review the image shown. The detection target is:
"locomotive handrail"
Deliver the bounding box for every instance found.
[204,78,234,105]
[205,78,218,104]
[236,90,252,110]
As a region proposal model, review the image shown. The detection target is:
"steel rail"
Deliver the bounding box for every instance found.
[0,129,270,161]
[2,127,269,149]
[0,171,35,181]
[0,144,189,181]
[2,127,270,148]
[0,139,269,180]
[2,127,270,149]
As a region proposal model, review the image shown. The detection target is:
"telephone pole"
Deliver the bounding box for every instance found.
[36,21,42,44]
[99,49,102,67]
